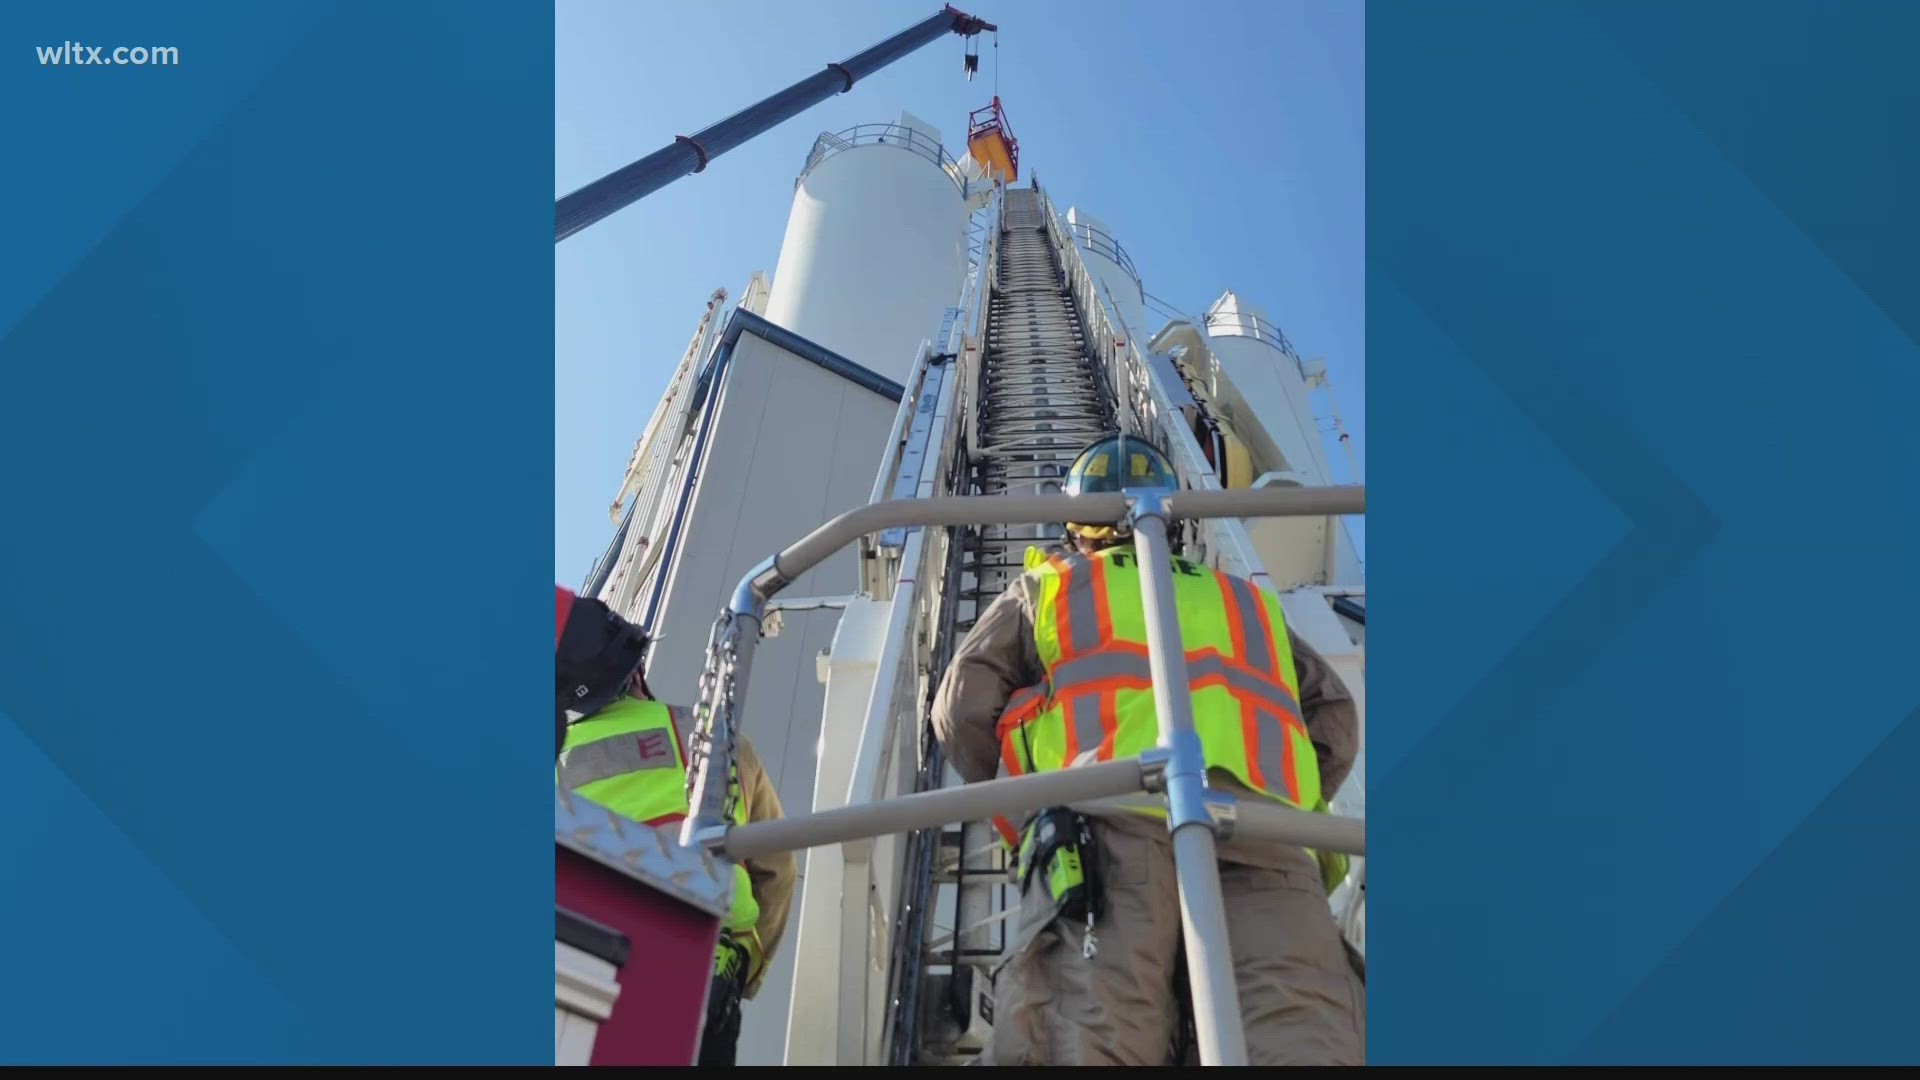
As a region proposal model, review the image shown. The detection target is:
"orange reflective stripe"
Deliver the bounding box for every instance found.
[1242,579,1282,680]
[1059,557,1105,659]
[1090,554,1114,639]
[1064,692,1110,764]
[1000,736,1024,779]
[1061,690,1082,763]
[1217,571,1248,663]
[1045,645,1304,722]
[1097,691,1119,762]
[1240,700,1267,791]
[1005,552,1318,809]
[1188,671,1278,702]
[1279,708,1301,805]
[996,686,1047,777]
[992,815,1019,847]
[995,686,1047,742]
[1238,697,1305,804]
[1054,560,1077,661]
[1224,575,1268,674]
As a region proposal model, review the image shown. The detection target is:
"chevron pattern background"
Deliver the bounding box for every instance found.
[0,2,554,1064]
[1370,1,1920,1065]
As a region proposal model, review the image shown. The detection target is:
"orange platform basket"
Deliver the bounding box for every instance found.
[966,96,1020,184]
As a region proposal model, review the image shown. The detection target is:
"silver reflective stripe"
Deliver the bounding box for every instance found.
[558,725,678,791]
[1252,709,1295,798]
[1059,556,1104,656]
[1051,649,1152,685]
[1064,692,1107,760]
[1224,575,1275,677]
[1048,649,1303,726]
[667,704,696,757]
[1192,654,1303,725]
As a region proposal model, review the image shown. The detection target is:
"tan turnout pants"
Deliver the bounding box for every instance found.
[982,820,1365,1066]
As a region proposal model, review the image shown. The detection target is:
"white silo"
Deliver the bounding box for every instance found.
[1205,290,1333,485]
[1065,206,1150,339]
[1202,290,1362,587]
[763,111,972,384]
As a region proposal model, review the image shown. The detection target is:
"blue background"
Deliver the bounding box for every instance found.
[1371,0,1920,1065]
[0,2,552,1064]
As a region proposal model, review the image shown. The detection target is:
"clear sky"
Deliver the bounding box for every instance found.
[555,0,1365,583]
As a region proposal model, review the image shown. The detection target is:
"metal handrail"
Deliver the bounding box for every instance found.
[866,341,936,507]
[798,123,971,195]
[679,486,1368,851]
[681,483,1366,1067]
[753,487,1363,594]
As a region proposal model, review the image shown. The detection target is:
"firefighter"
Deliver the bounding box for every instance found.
[928,437,1365,1066]
[554,586,797,1066]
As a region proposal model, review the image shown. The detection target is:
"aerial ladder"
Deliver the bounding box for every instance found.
[880,184,1119,1063]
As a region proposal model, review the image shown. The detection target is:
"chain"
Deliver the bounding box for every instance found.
[685,609,744,824]
[685,610,729,801]
[717,633,742,823]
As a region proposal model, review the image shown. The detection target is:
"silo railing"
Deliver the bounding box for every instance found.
[1205,307,1304,363]
[1066,218,1144,297]
[798,123,971,195]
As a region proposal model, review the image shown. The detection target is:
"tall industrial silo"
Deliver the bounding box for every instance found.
[1202,290,1362,588]
[1065,206,1150,339]
[762,111,972,383]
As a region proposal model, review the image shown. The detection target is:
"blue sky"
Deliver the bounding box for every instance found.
[555,0,1364,582]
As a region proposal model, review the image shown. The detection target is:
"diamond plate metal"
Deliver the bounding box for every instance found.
[555,785,733,918]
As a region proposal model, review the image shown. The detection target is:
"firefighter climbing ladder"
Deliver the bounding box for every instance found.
[676,482,1367,1068]
[658,180,1365,1068]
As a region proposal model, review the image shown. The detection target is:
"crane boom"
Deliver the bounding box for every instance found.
[555,5,996,242]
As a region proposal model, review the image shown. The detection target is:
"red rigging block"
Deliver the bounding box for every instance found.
[967,96,1020,184]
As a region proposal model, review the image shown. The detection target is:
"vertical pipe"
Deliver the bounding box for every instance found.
[1127,493,1249,1067]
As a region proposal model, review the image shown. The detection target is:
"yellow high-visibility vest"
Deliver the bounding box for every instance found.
[996,545,1348,890]
[559,697,766,971]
